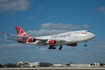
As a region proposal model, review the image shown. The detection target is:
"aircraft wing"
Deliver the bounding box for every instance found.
[2,32,66,46]
[2,32,47,41]
[34,37,66,46]
[34,37,66,42]
[2,32,28,38]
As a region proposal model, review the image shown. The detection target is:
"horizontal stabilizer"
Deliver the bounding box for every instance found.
[2,32,28,38]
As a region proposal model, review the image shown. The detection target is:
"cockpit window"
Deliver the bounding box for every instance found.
[82,32,87,34]
[86,30,89,32]
[82,30,89,34]
[82,31,87,34]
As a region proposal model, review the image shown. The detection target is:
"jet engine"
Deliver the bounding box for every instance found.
[27,37,36,42]
[47,40,56,45]
[66,43,77,47]
[17,38,26,43]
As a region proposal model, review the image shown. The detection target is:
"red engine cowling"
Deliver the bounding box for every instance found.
[48,40,56,45]
[67,43,77,47]
[17,38,26,43]
[27,38,36,42]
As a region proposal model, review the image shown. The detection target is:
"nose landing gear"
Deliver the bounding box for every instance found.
[84,41,87,47]
[84,44,87,46]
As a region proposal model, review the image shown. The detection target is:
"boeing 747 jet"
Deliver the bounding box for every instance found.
[2,26,95,50]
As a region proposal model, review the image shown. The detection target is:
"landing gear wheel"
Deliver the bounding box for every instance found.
[59,48,61,50]
[48,46,56,50]
[53,47,56,49]
[84,41,87,47]
[48,47,52,49]
[59,46,62,50]
[84,44,87,47]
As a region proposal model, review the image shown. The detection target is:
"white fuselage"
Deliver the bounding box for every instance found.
[2,26,95,50]
[26,30,95,46]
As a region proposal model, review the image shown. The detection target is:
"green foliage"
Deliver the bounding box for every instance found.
[1,63,17,68]
[6,63,16,67]
[0,64,2,68]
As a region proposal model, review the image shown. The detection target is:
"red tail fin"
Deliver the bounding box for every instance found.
[15,26,29,37]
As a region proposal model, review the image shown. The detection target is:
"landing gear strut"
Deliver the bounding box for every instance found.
[59,45,62,50]
[84,41,87,47]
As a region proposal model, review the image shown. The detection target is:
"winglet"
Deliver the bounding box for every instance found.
[2,32,5,34]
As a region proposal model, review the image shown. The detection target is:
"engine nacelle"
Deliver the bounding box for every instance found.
[67,43,77,47]
[17,38,26,43]
[47,40,56,45]
[27,38,36,42]
[17,40,26,43]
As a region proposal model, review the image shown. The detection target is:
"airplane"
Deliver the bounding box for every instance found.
[2,26,95,50]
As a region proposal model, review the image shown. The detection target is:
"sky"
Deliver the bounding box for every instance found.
[0,0,105,64]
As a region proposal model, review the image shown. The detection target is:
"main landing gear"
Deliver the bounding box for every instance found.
[59,45,62,50]
[48,45,63,50]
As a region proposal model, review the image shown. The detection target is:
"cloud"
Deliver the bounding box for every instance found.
[0,57,8,60]
[83,24,90,28]
[39,47,47,51]
[27,29,67,37]
[62,42,105,63]
[0,43,31,50]
[92,42,105,51]
[96,6,105,14]
[41,23,89,30]
[0,0,32,12]
[79,42,105,63]
[27,23,90,37]
[27,16,35,20]
[39,6,42,10]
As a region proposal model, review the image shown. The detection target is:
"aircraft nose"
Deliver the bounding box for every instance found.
[91,33,95,38]
[93,34,95,37]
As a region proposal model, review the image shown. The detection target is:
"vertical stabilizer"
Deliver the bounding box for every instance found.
[15,26,29,37]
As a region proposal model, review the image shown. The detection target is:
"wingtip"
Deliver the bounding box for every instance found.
[2,32,5,34]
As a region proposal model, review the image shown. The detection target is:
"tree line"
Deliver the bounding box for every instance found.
[0,63,21,68]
